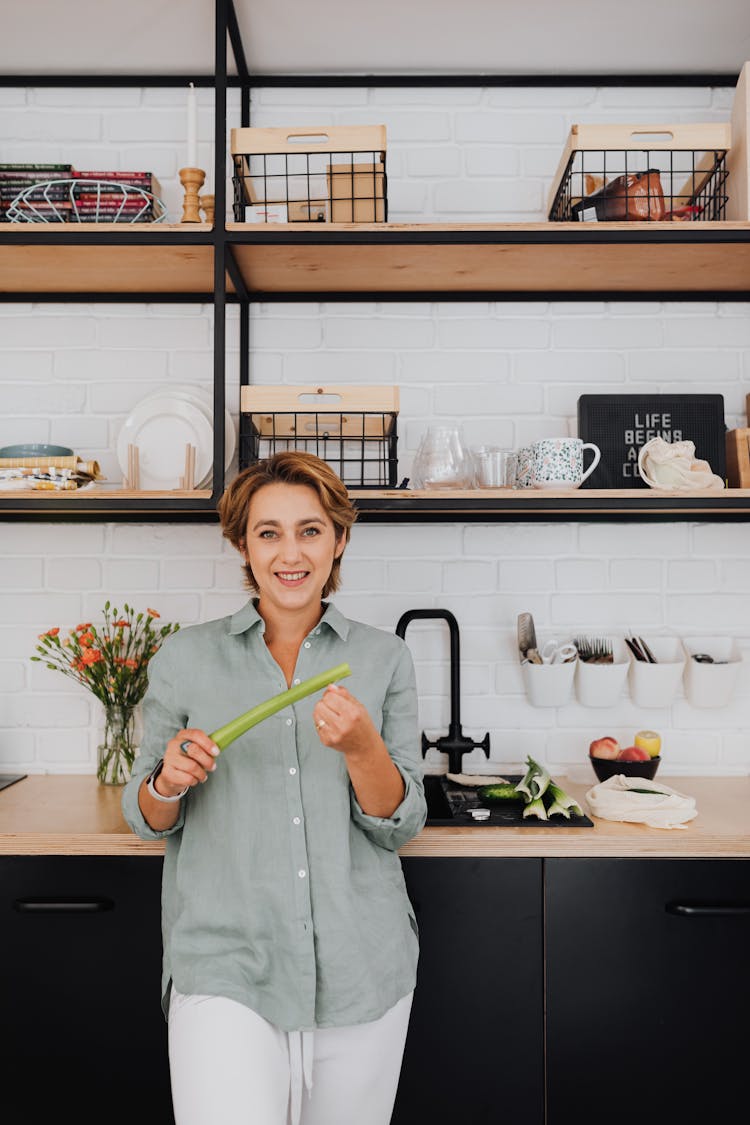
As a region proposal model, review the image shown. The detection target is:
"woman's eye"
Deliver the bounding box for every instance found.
[302,526,320,537]
[259,529,278,539]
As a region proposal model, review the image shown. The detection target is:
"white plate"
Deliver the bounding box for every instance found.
[167,385,236,486]
[117,394,214,489]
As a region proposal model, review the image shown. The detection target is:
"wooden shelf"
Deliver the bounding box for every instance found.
[2,221,749,299]
[0,223,215,297]
[351,487,750,520]
[4,486,748,521]
[226,221,750,297]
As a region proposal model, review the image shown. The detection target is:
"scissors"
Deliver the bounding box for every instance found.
[540,639,578,665]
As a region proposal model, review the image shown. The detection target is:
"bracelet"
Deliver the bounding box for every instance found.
[146,759,189,803]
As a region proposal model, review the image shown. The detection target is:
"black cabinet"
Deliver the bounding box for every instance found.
[1,856,173,1125]
[545,858,750,1125]
[394,857,544,1125]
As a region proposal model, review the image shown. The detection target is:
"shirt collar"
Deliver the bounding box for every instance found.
[228,599,350,641]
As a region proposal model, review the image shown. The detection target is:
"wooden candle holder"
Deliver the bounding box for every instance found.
[199,194,215,225]
[179,167,206,223]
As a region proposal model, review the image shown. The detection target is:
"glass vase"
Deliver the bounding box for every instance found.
[97,702,137,786]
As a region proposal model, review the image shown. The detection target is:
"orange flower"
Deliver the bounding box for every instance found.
[113,619,130,628]
[81,648,103,666]
[124,658,139,669]
[79,632,94,647]
[44,627,60,637]
[76,623,92,632]
[147,608,160,618]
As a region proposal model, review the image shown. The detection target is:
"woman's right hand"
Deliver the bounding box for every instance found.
[155,729,221,797]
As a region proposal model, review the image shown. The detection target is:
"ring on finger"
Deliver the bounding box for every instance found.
[315,719,326,730]
[179,739,192,755]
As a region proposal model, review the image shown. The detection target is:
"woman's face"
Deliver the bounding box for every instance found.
[242,482,344,614]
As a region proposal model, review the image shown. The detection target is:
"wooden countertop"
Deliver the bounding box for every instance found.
[1,774,747,858]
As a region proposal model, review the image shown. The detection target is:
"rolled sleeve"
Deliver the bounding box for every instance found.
[121,639,187,841]
[349,641,427,851]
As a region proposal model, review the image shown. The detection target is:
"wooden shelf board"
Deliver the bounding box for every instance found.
[350,486,750,518]
[0,223,217,295]
[2,221,749,296]
[227,221,750,294]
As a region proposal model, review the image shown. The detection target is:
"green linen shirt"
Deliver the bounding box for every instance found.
[121,599,427,1032]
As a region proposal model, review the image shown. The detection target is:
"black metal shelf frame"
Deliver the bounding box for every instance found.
[0,0,747,521]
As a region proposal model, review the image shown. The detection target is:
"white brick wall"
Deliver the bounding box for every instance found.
[1,84,748,779]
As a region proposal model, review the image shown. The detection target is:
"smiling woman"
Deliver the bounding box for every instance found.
[121,450,427,1125]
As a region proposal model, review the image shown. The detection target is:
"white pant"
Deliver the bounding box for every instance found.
[168,986,414,1125]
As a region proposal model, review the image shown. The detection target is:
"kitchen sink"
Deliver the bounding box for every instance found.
[423,773,594,828]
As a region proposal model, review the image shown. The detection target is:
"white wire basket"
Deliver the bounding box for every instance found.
[6,178,168,224]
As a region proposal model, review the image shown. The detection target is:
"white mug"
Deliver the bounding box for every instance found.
[531,437,601,489]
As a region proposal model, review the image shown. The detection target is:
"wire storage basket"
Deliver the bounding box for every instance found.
[240,385,399,488]
[6,177,166,223]
[548,123,731,222]
[231,125,387,223]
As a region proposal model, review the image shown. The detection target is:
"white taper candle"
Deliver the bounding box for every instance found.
[186,83,198,168]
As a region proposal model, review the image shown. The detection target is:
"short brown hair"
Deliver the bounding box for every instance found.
[217,452,357,598]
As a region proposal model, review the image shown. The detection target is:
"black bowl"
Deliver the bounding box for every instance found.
[590,755,660,783]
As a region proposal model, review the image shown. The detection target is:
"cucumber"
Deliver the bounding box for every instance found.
[477,783,523,802]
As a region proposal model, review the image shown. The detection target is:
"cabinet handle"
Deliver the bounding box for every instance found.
[667,902,750,917]
[13,896,114,913]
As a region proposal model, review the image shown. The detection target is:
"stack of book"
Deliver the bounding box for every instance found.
[0,163,163,222]
[0,162,73,221]
[70,169,163,222]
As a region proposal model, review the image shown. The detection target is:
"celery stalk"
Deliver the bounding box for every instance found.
[209,662,351,751]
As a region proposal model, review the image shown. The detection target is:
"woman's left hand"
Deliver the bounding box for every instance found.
[312,683,380,759]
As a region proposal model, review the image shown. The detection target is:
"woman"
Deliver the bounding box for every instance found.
[122,450,427,1125]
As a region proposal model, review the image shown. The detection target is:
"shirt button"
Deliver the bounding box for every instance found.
[298,869,306,879]
[314,629,321,636]
[293,678,301,685]
[286,717,293,726]
[289,767,297,775]
[303,641,311,649]
[293,816,301,825]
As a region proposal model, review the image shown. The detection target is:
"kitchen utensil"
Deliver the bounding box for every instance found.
[517,612,538,663]
[638,636,657,663]
[573,635,613,664]
[540,639,577,665]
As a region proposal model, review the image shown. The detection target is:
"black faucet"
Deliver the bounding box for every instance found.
[395,608,490,775]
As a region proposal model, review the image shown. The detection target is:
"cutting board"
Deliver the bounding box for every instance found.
[438,774,594,828]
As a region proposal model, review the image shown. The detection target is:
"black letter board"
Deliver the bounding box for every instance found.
[577,394,726,489]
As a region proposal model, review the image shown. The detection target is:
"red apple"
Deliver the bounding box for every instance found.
[589,736,620,760]
[617,745,650,762]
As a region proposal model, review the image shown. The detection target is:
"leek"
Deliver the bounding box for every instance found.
[522,796,548,821]
[515,755,550,802]
[514,755,583,819]
[209,662,351,751]
[545,779,583,819]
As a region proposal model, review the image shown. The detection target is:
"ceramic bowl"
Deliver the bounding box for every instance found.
[590,755,661,783]
[0,443,74,457]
